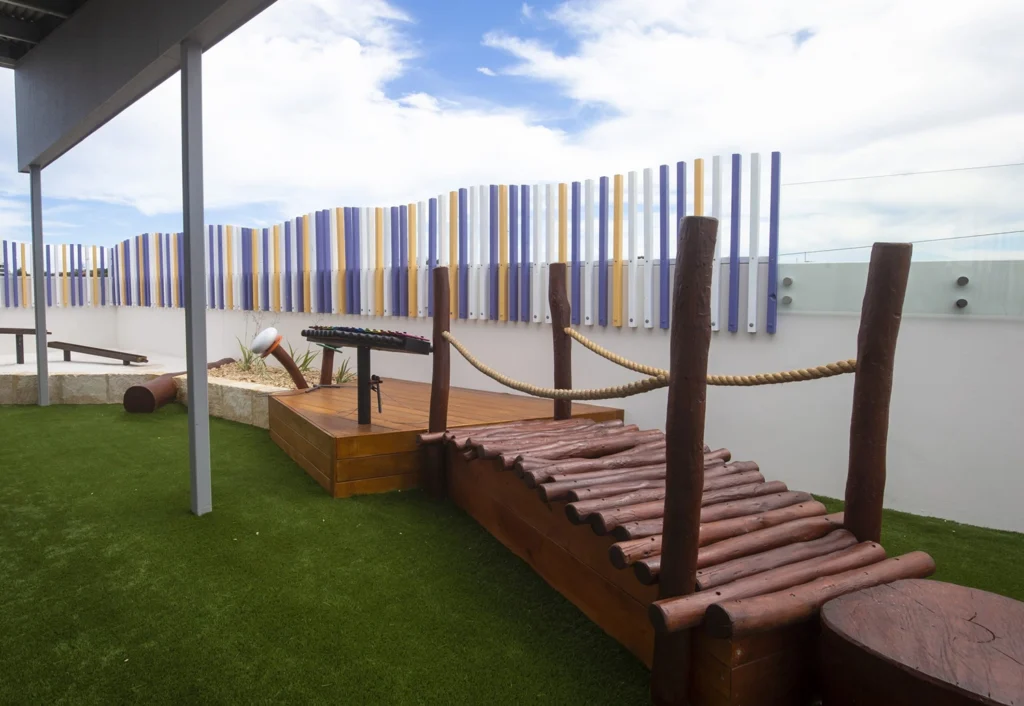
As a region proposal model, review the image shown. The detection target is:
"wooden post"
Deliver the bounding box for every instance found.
[319,346,335,387]
[549,262,572,420]
[650,215,718,706]
[424,266,451,499]
[844,243,912,543]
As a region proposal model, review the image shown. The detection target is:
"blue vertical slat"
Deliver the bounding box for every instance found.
[728,153,741,332]
[262,228,270,311]
[284,221,292,312]
[352,208,361,314]
[343,207,353,314]
[598,176,609,326]
[207,226,215,306]
[767,151,782,334]
[216,225,225,310]
[1,240,8,307]
[570,181,581,325]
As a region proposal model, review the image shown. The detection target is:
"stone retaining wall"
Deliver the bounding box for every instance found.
[174,376,283,429]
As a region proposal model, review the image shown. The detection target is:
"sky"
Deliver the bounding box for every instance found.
[0,0,1022,259]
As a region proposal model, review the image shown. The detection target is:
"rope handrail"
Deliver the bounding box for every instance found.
[442,331,668,400]
[565,327,857,387]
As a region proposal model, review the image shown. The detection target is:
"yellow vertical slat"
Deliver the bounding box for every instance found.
[408,203,417,316]
[612,174,624,327]
[272,225,281,312]
[694,158,705,216]
[558,182,568,263]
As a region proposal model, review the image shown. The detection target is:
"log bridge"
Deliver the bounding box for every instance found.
[418,218,936,706]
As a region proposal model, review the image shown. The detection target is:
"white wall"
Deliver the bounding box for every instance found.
[0,306,118,348]
[110,299,1024,533]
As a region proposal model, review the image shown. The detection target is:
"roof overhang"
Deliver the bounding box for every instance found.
[12,0,276,172]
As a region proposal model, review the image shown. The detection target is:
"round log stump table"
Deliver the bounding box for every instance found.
[820,579,1024,705]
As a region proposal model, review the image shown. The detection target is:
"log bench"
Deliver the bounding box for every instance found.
[47,341,148,366]
[0,328,51,364]
[820,579,1024,705]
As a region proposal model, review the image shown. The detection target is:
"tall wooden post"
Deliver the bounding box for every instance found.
[424,266,451,498]
[650,216,718,706]
[844,243,912,543]
[319,346,335,386]
[549,262,572,420]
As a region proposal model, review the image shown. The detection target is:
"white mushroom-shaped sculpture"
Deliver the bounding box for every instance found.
[250,327,308,389]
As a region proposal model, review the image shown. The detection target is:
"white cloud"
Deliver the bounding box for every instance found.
[477,66,497,77]
[0,0,1021,256]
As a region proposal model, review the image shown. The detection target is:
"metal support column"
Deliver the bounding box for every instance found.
[30,165,49,405]
[181,39,212,516]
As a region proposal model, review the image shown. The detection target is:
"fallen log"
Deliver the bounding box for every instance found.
[703,551,936,639]
[604,496,822,541]
[610,511,845,571]
[695,529,858,591]
[123,357,234,413]
[633,515,849,584]
[649,541,888,633]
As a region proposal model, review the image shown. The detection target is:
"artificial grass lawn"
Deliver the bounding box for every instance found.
[1,405,1022,705]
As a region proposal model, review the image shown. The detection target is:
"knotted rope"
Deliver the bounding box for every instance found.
[565,328,857,387]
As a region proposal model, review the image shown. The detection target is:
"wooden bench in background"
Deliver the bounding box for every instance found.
[47,341,148,366]
[0,328,52,364]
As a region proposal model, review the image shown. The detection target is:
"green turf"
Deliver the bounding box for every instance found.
[0,405,1021,705]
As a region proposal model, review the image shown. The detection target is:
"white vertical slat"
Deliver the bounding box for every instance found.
[544,183,555,323]
[417,201,427,317]
[747,153,761,334]
[583,179,595,326]
[642,168,654,329]
[468,186,479,319]
[627,170,638,327]
[711,156,723,331]
[361,207,372,317]
[531,184,542,323]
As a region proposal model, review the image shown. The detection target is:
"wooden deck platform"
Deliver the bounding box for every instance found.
[268,379,623,498]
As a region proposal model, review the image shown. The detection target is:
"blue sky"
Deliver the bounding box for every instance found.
[0,0,1021,258]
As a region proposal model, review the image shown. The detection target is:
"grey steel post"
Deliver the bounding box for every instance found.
[181,39,212,515]
[30,164,49,405]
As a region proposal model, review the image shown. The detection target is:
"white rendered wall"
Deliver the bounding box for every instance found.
[0,306,117,348]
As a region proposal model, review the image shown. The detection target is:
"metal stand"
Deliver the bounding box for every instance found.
[357,346,372,425]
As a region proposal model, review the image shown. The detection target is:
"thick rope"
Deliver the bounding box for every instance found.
[565,327,857,386]
[442,331,668,400]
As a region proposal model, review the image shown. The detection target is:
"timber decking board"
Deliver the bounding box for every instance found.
[268,378,623,497]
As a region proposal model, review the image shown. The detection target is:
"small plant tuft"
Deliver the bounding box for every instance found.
[237,338,259,371]
[287,343,319,374]
[334,357,355,384]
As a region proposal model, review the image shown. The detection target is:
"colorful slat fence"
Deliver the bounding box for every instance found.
[0,152,781,332]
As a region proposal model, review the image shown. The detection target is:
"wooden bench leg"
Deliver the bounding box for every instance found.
[63,349,71,362]
[15,334,24,365]
[123,360,130,366]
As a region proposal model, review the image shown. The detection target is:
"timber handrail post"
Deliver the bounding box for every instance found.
[424,266,451,499]
[650,215,719,706]
[549,262,572,420]
[319,346,335,387]
[844,242,912,543]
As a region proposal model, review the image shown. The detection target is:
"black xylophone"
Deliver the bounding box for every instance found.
[301,326,431,424]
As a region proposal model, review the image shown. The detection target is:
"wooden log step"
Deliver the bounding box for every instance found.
[607,502,827,560]
[448,418,596,448]
[649,541,887,633]
[538,461,761,502]
[503,428,661,463]
[615,512,845,573]
[517,438,668,474]
[704,460,759,479]
[695,529,858,590]
[474,421,629,456]
[632,514,848,585]
[703,551,937,639]
[700,480,788,508]
[521,445,720,487]
[608,490,812,540]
